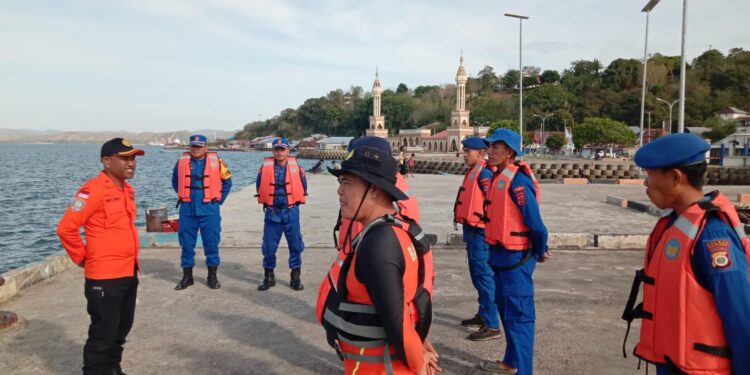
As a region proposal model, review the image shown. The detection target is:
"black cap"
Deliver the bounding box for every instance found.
[330,146,408,201]
[101,138,145,158]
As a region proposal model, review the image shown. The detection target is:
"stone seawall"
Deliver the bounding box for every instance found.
[0,252,74,305]
[297,149,749,185]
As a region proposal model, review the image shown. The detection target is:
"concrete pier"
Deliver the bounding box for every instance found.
[0,174,747,374]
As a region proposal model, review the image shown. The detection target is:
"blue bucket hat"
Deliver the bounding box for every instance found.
[349,136,392,153]
[461,136,487,150]
[272,137,290,149]
[484,128,524,156]
[634,133,709,169]
[189,134,207,147]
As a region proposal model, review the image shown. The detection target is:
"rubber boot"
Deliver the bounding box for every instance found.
[258,268,275,291]
[174,267,194,290]
[290,268,304,291]
[207,266,221,289]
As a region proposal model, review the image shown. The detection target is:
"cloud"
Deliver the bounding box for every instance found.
[525,41,587,54]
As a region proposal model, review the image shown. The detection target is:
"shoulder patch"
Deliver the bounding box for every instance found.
[514,186,527,206]
[70,198,85,212]
[706,239,732,270]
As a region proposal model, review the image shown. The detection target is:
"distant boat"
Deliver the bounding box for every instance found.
[148,141,165,147]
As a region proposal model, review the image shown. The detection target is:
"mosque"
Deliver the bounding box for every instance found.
[365,55,488,153]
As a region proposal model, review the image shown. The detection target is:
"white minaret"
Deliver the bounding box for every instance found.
[448,53,473,151]
[367,67,388,138]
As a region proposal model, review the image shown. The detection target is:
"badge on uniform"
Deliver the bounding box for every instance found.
[70,198,86,212]
[407,245,417,262]
[664,238,681,260]
[706,239,732,270]
[514,186,527,206]
[496,179,506,191]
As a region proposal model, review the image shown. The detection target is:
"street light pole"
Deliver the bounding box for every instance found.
[656,97,678,134]
[639,0,661,149]
[505,13,529,151]
[677,0,688,133]
[533,113,555,151]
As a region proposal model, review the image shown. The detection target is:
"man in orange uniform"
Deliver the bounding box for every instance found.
[57,138,144,375]
[319,143,441,375]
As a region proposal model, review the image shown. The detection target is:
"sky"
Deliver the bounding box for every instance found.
[1,0,748,132]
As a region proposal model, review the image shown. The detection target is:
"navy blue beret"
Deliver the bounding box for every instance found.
[634,133,710,169]
[461,136,488,150]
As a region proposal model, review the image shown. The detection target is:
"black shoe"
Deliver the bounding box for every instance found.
[258,268,275,291]
[207,266,221,289]
[468,326,502,341]
[461,314,485,328]
[290,268,304,291]
[174,267,194,290]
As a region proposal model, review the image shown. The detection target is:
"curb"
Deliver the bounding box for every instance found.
[0,251,74,305]
[445,232,645,250]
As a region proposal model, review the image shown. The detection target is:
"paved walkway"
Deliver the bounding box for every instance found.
[1,174,746,374]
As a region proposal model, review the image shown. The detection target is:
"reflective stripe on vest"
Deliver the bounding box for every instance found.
[454,160,487,228]
[627,192,746,373]
[177,152,222,202]
[484,161,541,250]
[256,157,306,206]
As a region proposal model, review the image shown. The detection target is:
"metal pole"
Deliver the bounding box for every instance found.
[677,0,688,133]
[639,10,650,149]
[519,19,523,148]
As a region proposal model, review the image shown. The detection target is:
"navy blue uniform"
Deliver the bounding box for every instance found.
[464,165,498,329]
[256,163,308,269]
[171,158,231,268]
[489,171,548,375]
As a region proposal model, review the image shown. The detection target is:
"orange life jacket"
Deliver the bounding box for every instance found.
[317,215,433,374]
[396,174,420,223]
[484,161,540,250]
[256,157,306,207]
[454,160,488,228]
[622,192,748,374]
[177,152,222,203]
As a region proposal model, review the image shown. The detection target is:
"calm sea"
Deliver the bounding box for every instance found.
[0,144,316,274]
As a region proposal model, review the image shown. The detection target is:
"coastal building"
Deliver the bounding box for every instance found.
[446,54,474,152]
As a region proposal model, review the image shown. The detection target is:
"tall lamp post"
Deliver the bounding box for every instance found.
[639,0,661,149]
[505,12,529,150]
[677,0,688,133]
[533,113,555,151]
[656,97,679,134]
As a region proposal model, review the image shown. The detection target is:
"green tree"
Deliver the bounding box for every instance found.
[703,116,737,142]
[501,70,519,89]
[487,119,519,134]
[477,66,500,92]
[396,83,410,95]
[540,70,560,83]
[545,134,565,153]
[572,117,636,149]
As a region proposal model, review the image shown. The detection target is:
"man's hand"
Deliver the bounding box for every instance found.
[538,251,551,263]
[422,339,442,375]
[77,260,85,268]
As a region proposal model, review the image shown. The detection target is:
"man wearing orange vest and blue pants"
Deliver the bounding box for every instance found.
[172,134,232,290]
[622,133,750,374]
[478,129,549,375]
[57,138,144,375]
[256,137,308,291]
[454,136,500,341]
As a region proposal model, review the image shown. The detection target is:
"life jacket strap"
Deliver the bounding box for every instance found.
[490,250,533,272]
[693,343,732,358]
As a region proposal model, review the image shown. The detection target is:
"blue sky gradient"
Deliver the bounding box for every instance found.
[1,0,748,132]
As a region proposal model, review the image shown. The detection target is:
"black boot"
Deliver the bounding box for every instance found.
[258,268,275,291]
[174,267,194,290]
[207,266,221,289]
[290,268,304,291]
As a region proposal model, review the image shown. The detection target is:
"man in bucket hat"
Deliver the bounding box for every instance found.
[316,144,441,375]
[477,128,549,375]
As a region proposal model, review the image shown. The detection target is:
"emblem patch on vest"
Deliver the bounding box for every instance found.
[664,238,681,260]
[706,239,732,270]
[407,245,417,262]
[496,179,506,191]
[513,186,527,206]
